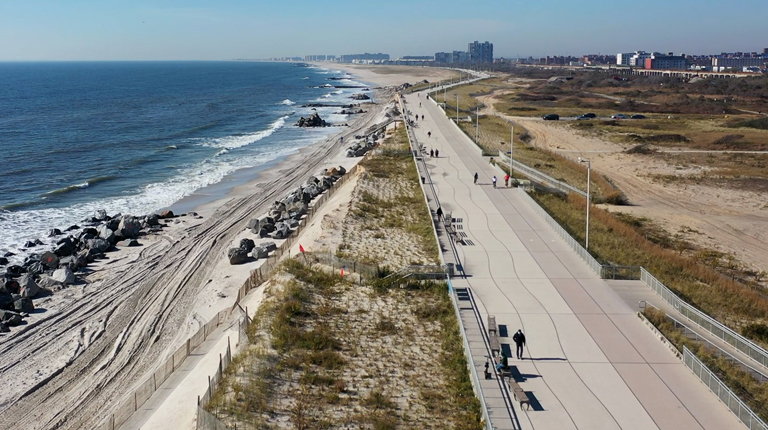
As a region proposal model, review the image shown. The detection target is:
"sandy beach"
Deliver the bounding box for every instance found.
[0,64,458,430]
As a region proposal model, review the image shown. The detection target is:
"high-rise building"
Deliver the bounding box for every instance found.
[468,41,493,64]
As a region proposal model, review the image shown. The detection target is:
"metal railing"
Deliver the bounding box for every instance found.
[683,346,768,430]
[497,151,586,198]
[447,279,494,430]
[641,268,768,371]
[517,188,602,276]
[665,313,768,384]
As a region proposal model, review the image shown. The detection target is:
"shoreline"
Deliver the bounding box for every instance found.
[0,64,458,430]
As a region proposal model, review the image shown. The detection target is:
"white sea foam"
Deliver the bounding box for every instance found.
[280,99,296,105]
[199,115,289,149]
[0,134,320,264]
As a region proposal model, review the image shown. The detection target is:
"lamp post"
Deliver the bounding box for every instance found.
[475,105,479,143]
[510,124,514,176]
[456,94,459,123]
[578,157,591,250]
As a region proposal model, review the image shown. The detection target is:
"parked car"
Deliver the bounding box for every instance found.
[582,112,597,118]
[631,114,646,119]
[542,114,559,121]
[611,113,627,119]
[576,114,592,120]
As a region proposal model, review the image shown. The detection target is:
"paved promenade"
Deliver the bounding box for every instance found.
[403,90,746,430]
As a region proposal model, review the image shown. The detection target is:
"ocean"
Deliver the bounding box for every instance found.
[0,61,369,264]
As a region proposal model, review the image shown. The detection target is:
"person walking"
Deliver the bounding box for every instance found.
[436,206,443,221]
[430,149,434,157]
[492,176,497,188]
[473,172,478,184]
[427,131,431,138]
[513,329,526,359]
[434,149,439,157]
[504,174,510,187]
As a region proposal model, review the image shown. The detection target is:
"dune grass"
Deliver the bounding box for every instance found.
[643,307,768,422]
[532,192,768,329]
[206,124,481,429]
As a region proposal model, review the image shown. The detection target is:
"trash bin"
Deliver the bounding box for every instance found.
[421,176,425,184]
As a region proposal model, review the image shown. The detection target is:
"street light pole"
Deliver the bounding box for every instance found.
[475,105,479,143]
[578,158,591,250]
[456,94,459,123]
[510,124,514,176]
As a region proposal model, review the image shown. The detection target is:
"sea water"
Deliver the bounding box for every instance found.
[0,61,369,263]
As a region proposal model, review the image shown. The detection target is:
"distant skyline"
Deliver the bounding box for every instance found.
[1,0,766,61]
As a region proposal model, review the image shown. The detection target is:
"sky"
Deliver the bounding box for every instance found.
[1,0,766,61]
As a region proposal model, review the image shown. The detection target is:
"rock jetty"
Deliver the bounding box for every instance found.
[0,209,186,331]
[228,166,349,265]
[295,112,329,127]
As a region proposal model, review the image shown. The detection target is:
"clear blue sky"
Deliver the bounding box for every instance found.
[1,0,766,61]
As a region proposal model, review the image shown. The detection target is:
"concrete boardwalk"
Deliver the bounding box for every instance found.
[403,90,745,430]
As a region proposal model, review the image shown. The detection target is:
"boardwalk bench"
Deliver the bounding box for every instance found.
[508,379,530,410]
[487,315,497,336]
[489,332,501,355]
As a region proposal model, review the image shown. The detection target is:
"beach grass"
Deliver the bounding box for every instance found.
[206,124,481,429]
[643,307,768,422]
[531,191,768,329]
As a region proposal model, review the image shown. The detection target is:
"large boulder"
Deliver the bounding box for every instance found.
[227,248,249,265]
[253,246,270,259]
[52,267,76,285]
[0,257,7,266]
[37,275,63,291]
[0,309,23,326]
[48,228,63,237]
[0,293,14,310]
[18,274,40,298]
[98,225,116,244]
[1,279,20,295]
[5,265,25,278]
[13,295,34,313]
[0,322,8,333]
[117,216,141,239]
[295,112,329,128]
[25,262,45,276]
[54,240,75,258]
[94,209,109,221]
[160,210,174,219]
[239,238,255,253]
[145,214,160,226]
[40,251,60,269]
[87,238,111,253]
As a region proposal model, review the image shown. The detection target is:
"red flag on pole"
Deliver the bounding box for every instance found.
[299,244,305,253]
[340,266,345,277]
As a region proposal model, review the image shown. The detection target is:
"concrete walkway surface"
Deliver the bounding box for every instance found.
[403,89,746,430]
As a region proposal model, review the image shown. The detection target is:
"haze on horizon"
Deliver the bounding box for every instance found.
[1,0,766,61]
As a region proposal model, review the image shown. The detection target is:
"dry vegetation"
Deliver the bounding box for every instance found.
[338,127,439,267]
[643,307,768,422]
[205,127,482,429]
[532,191,768,331]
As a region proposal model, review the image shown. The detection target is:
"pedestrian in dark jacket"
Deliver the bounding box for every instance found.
[513,329,526,359]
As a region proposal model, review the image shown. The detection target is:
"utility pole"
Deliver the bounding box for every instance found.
[475,105,479,143]
[510,124,514,175]
[456,94,459,123]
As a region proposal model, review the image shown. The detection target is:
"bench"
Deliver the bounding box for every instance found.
[508,379,531,410]
[444,223,462,243]
[487,315,497,336]
[488,332,500,355]
[493,356,511,378]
